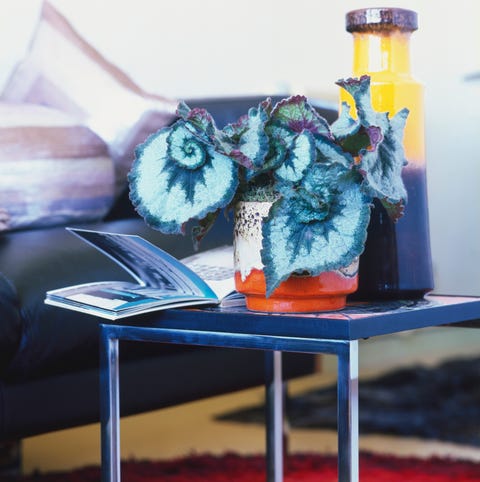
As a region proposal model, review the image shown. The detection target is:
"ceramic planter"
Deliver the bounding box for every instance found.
[233,201,358,312]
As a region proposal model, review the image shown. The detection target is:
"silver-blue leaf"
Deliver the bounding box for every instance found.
[274,130,316,182]
[359,108,409,206]
[331,101,361,140]
[261,163,371,296]
[316,135,355,168]
[129,123,238,234]
[337,75,409,216]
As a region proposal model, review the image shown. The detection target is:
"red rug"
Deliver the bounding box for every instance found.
[17,452,480,481]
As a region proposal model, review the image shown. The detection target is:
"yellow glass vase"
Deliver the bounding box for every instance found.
[342,7,434,300]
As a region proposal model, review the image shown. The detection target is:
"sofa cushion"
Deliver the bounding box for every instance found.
[0,102,115,232]
[0,272,21,372]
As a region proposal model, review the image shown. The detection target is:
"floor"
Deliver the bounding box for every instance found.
[21,327,480,475]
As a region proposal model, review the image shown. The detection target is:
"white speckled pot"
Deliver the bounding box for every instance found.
[233,201,271,280]
[233,201,359,312]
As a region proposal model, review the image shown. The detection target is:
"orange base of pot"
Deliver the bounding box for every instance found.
[235,268,358,313]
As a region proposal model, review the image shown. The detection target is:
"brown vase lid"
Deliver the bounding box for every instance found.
[346,8,418,33]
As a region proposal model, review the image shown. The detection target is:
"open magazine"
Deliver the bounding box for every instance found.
[44,228,244,320]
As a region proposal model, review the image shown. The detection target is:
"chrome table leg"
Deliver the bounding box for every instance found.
[265,350,284,482]
[337,340,359,482]
[100,330,121,482]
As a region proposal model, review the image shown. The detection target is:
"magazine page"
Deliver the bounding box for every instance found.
[182,245,234,299]
[182,246,245,307]
[67,228,217,299]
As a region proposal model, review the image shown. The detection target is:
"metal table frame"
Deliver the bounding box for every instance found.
[99,295,480,482]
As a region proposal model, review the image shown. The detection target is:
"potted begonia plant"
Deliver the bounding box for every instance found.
[128,76,408,312]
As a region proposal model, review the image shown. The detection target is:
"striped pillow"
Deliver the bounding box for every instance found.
[0,102,114,232]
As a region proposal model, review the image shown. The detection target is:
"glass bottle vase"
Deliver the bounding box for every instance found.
[342,7,434,300]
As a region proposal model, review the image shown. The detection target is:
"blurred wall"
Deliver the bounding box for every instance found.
[1,0,479,296]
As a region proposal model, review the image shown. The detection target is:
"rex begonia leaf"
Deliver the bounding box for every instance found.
[315,135,355,168]
[336,76,394,145]
[216,115,251,168]
[167,122,207,169]
[274,130,316,183]
[220,102,270,170]
[177,101,216,141]
[336,75,409,217]
[176,101,192,121]
[263,124,293,172]
[266,96,336,180]
[261,162,371,296]
[270,95,331,137]
[128,120,238,235]
[358,108,409,213]
[191,209,220,250]
[331,101,361,140]
[336,75,374,126]
[331,101,382,157]
[341,124,384,158]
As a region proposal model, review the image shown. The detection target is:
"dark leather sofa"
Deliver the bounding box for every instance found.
[0,97,337,444]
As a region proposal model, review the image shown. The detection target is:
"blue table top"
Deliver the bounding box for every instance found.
[114,294,480,341]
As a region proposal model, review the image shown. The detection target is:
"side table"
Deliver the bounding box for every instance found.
[99,295,480,482]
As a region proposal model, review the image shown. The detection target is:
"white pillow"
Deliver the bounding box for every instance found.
[1,1,178,197]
